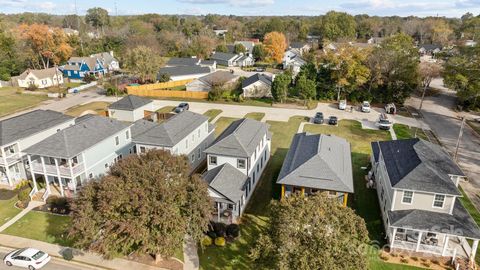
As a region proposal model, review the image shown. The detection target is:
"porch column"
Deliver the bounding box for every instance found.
[442,235,449,256]
[416,231,423,252]
[40,156,51,193]
[390,227,397,249]
[471,239,479,262]
[281,185,285,198]
[217,202,220,222]
[53,158,64,197]
[343,193,348,207]
[68,159,76,193]
[1,147,12,186]
[27,155,38,192]
[301,187,305,196]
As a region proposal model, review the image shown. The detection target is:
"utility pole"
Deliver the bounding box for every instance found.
[419,84,427,112]
[454,117,466,161]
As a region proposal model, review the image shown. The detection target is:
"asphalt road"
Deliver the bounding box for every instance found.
[0,252,94,270]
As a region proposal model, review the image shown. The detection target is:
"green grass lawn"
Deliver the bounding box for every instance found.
[3,211,73,246]
[0,196,21,227]
[64,82,84,88]
[392,123,429,141]
[203,109,222,122]
[0,87,49,117]
[156,106,176,113]
[459,187,480,265]
[243,112,265,121]
[213,117,239,137]
[65,101,111,117]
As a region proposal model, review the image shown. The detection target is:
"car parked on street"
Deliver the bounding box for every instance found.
[313,112,324,124]
[378,113,392,130]
[328,116,338,125]
[3,248,51,270]
[174,103,189,113]
[361,101,371,113]
[338,99,347,110]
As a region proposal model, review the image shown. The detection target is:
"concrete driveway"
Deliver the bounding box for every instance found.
[406,78,480,210]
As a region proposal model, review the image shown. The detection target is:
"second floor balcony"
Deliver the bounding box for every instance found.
[30,160,84,178]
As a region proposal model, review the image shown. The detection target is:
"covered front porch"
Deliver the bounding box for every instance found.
[29,173,88,201]
[211,200,240,224]
[281,184,348,207]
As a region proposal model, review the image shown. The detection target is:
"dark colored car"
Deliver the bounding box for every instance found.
[313,112,324,124]
[328,116,338,125]
[174,103,189,113]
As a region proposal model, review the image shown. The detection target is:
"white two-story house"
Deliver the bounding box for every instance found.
[25,115,132,200]
[0,110,74,188]
[131,111,215,170]
[371,138,480,264]
[203,118,271,223]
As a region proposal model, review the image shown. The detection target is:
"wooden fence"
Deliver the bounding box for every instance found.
[126,79,208,99]
[126,79,193,91]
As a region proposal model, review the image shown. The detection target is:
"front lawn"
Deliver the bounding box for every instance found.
[0,87,49,117]
[203,109,222,122]
[243,112,265,121]
[213,117,239,136]
[2,211,73,246]
[0,190,21,227]
[65,101,111,117]
[392,123,428,141]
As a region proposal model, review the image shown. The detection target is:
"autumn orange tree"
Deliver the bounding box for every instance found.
[263,31,287,64]
[17,23,73,69]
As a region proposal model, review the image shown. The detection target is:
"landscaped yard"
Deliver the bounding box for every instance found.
[243,112,265,121]
[203,109,222,122]
[0,190,21,227]
[65,101,111,117]
[3,211,73,246]
[213,117,239,136]
[0,87,49,117]
[393,123,429,141]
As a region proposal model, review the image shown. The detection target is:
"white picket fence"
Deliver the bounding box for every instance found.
[68,81,97,93]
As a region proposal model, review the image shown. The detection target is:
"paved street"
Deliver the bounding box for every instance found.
[406,78,480,211]
[0,252,96,270]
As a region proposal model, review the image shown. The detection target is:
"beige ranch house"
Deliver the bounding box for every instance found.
[15,68,64,89]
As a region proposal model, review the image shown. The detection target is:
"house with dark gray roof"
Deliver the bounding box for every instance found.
[186,71,239,92]
[289,41,312,55]
[0,110,75,187]
[371,138,480,261]
[418,44,443,55]
[131,111,215,170]
[241,73,273,98]
[24,115,133,199]
[277,133,353,207]
[203,118,271,223]
[157,66,212,82]
[165,57,201,67]
[210,52,254,67]
[107,95,154,122]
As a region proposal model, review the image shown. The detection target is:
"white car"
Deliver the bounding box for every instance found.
[361,101,371,113]
[3,248,51,270]
[338,100,347,110]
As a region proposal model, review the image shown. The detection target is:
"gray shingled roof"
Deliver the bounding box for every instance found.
[15,67,60,80]
[388,198,480,239]
[25,115,129,158]
[290,41,307,49]
[131,119,157,138]
[242,73,272,88]
[203,163,248,203]
[418,44,442,51]
[132,111,208,147]
[166,57,200,67]
[108,95,153,111]
[277,133,354,193]
[0,110,74,146]
[372,139,463,196]
[211,52,239,62]
[91,52,117,67]
[157,66,211,79]
[205,118,269,158]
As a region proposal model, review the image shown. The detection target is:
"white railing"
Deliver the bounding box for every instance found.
[29,186,38,199]
[31,161,84,177]
[42,188,51,202]
[67,81,97,93]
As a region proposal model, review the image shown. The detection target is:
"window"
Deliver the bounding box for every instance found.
[191,153,195,162]
[433,194,445,208]
[140,146,146,153]
[126,130,130,139]
[228,204,234,210]
[257,163,259,173]
[89,173,93,178]
[197,148,201,159]
[328,191,337,196]
[237,159,246,169]
[115,136,119,145]
[402,191,413,204]
[209,156,217,165]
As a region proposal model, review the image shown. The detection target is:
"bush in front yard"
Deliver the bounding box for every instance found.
[214,237,226,247]
[212,222,226,237]
[46,196,71,214]
[17,187,31,208]
[226,224,240,238]
[202,236,212,247]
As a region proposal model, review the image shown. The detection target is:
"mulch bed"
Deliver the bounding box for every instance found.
[0,189,17,200]
[127,253,183,270]
[32,204,71,216]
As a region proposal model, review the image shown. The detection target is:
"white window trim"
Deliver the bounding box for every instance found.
[401,190,414,205]
[237,159,246,169]
[432,194,445,209]
[209,155,217,165]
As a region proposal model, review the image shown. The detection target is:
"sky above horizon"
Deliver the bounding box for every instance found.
[0,0,479,18]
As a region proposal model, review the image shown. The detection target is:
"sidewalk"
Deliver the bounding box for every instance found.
[0,201,43,232]
[0,234,169,270]
[183,235,199,270]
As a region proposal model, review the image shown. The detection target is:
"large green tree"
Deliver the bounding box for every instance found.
[320,11,356,41]
[69,150,212,263]
[295,74,316,103]
[444,46,480,110]
[86,7,110,34]
[271,73,291,103]
[0,24,22,80]
[250,193,369,270]
[124,46,164,83]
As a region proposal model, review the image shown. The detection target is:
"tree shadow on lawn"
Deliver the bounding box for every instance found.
[0,189,17,200]
[45,211,75,247]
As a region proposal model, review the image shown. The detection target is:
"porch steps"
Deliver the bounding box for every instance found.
[31,191,45,202]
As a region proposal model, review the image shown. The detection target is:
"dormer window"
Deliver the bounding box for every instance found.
[402,191,413,204]
[433,194,445,208]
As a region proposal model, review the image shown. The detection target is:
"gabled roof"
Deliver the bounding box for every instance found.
[132,111,208,147]
[68,57,98,71]
[130,119,157,138]
[277,133,354,193]
[157,66,211,79]
[211,52,239,62]
[290,41,308,49]
[242,73,272,88]
[372,139,463,195]
[166,57,200,67]
[25,115,129,159]
[203,163,248,203]
[234,41,255,53]
[91,52,117,67]
[195,71,238,87]
[388,198,480,239]
[108,95,153,111]
[418,44,442,51]
[16,67,60,80]
[205,118,269,158]
[0,110,74,146]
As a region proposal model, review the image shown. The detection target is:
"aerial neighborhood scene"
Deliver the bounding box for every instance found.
[1,1,480,270]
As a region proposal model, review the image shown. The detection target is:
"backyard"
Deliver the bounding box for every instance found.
[0,87,49,117]
[65,101,111,117]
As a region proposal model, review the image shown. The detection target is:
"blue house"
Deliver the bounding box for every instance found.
[62,56,107,81]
